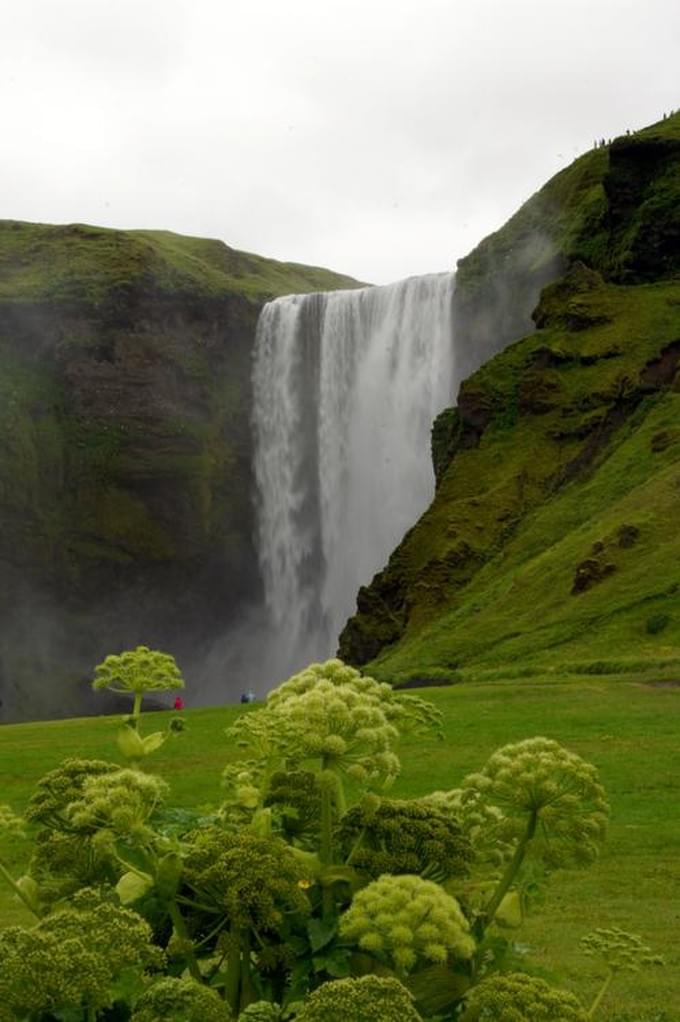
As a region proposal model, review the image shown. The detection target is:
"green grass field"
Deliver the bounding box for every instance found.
[1,677,679,1020]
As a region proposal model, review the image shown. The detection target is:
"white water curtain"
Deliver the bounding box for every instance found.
[252,272,456,675]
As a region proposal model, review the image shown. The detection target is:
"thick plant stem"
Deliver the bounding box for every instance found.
[132,691,143,725]
[0,858,41,919]
[168,899,202,982]
[225,930,242,1016]
[334,774,347,817]
[478,809,538,939]
[320,784,334,865]
[239,930,257,1012]
[345,825,368,867]
[587,969,614,1019]
[320,761,336,920]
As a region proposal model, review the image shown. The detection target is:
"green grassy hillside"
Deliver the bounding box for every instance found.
[0,220,363,305]
[2,680,679,1019]
[340,112,680,684]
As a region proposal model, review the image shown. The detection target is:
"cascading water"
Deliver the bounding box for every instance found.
[252,272,456,678]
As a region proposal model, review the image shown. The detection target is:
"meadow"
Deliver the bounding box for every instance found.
[1,675,678,1020]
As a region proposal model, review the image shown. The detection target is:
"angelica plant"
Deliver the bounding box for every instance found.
[294,975,423,1021]
[0,891,163,1021]
[26,757,121,828]
[463,737,609,935]
[182,827,311,1013]
[338,794,473,881]
[225,661,422,924]
[0,804,24,835]
[263,769,322,848]
[65,767,168,845]
[266,658,442,736]
[93,645,185,762]
[222,660,442,922]
[267,677,401,786]
[461,971,588,1021]
[339,873,475,974]
[131,977,232,1022]
[4,657,627,1022]
[580,928,664,1018]
[422,787,514,870]
[19,759,122,909]
[0,803,39,919]
[93,645,184,716]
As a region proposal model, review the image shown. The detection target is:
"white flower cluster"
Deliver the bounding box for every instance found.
[580,927,664,972]
[295,975,422,1022]
[464,972,588,1021]
[93,645,184,694]
[463,737,610,867]
[66,769,168,844]
[422,787,513,869]
[245,660,406,785]
[267,659,441,733]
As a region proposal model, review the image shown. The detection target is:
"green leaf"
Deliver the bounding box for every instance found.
[15,874,41,912]
[348,952,395,978]
[115,841,155,874]
[116,870,154,904]
[154,806,212,836]
[287,935,310,955]
[496,890,523,928]
[289,847,322,877]
[142,730,169,754]
[317,864,361,889]
[116,725,146,759]
[156,852,183,900]
[313,947,351,978]
[250,807,273,835]
[307,917,337,952]
[406,964,471,1014]
[283,960,314,1005]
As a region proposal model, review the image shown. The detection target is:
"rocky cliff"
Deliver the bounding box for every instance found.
[339,112,680,682]
[0,221,360,721]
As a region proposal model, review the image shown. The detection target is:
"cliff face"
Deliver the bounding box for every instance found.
[0,221,361,721]
[339,112,680,681]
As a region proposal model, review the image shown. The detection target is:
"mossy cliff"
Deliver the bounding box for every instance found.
[339,112,680,682]
[0,221,360,721]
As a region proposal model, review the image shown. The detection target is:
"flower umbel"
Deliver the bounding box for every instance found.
[338,795,473,881]
[93,645,184,696]
[463,737,610,868]
[295,975,423,1022]
[463,972,588,1021]
[131,977,232,1022]
[339,873,474,974]
[580,927,664,973]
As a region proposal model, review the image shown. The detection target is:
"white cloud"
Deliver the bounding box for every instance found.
[2,0,678,283]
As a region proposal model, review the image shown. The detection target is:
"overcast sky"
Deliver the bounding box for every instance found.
[2,0,679,285]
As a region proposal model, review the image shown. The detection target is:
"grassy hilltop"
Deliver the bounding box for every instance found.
[340,111,680,685]
[0,221,362,306]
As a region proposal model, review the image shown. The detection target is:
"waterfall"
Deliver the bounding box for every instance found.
[252,272,456,678]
